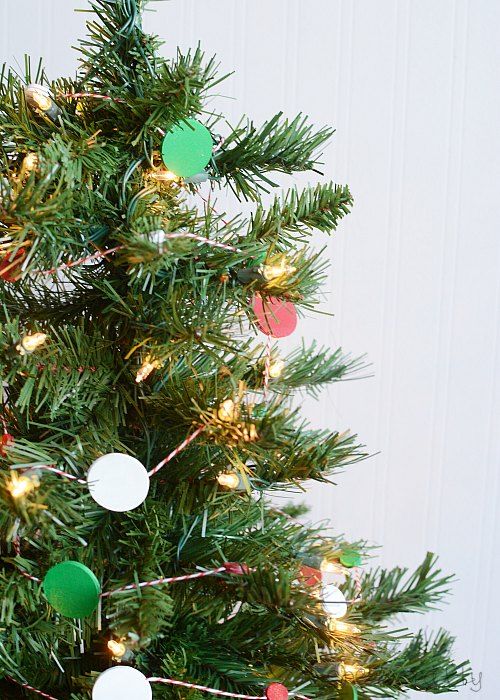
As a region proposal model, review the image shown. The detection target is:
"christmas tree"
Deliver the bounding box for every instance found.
[0,1,469,698]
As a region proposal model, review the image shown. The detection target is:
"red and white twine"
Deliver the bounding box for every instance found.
[351,566,363,601]
[40,245,123,276]
[59,91,126,103]
[12,535,42,583]
[148,677,266,699]
[263,336,272,398]
[39,231,241,278]
[101,564,228,598]
[24,465,87,485]
[6,676,60,700]
[148,425,205,477]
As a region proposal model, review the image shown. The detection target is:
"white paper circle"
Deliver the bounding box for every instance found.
[92,666,152,700]
[87,453,150,512]
[322,583,348,619]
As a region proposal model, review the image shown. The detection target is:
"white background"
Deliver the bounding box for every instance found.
[2,1,499,697]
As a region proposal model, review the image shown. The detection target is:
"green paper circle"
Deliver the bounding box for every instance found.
[161,118,213,177]
[338,682,358,700]
[340,550,362,568]
[43,561,101,618]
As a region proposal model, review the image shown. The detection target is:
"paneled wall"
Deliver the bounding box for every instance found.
[2,1,499,696]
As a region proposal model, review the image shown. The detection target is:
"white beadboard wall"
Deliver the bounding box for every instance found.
[2,1,499,697]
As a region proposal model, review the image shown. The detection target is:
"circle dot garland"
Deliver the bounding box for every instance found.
[42,561,101,618]
[340,550,362,568]
[0,248,25,282]
[92,666,152,700]
[265,683,289,700]
[87,452,150,512]
[252,296,298,338]
[161,118,213,178]
[322,583,348,619]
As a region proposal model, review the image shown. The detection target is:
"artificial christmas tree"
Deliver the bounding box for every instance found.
[0,1,468,698]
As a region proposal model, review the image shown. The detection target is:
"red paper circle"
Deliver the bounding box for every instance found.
[253,296,297,338]
[223,562,249,576]
[266,683,289,700]
[299,564,322,588]
[0,249,25,282]
[0,433,14,456]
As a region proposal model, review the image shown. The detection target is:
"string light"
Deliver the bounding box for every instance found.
[107,639,127,659]
[16,332,48,356]
[338,662,369,682]
[327,619,361,635]
[217,472,241,490]
[136,355,162,383]
[217,398,237,422]
[22,152,39,173]
[261,257,296,283]
[7,472,39,499]
[320,557,340,573]
[268,357,285,379]
[148,168,179,182]
[24,84,61,122]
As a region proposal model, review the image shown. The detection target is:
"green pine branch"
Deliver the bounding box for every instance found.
[249,182,353,244]
[350,553,454,622]
[213,114,334,200]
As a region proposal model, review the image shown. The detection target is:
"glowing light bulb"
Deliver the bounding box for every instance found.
[23,152,39,172]
[327,618,361,635]
[242,422,258,442]
[217,472,240,489]
[261,258,296,282]
[16,332,48,356]
[149,169,179,182]
[24,84,61,122]
[338,662,369,682]
[28,88,51,111]
[136,355,161,383]
[7,473,39,499]
[107,639,127,658]
[320,557,340,573]
[217,399,237,423]
[268,358,285,378]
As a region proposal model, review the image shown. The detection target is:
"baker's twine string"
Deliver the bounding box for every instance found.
[263,336,272,397]
[351,566,363,601]
[59,91,126,103]
[6,676,60,700]
[12,533,42,583]
[21,465,87,485]
[15,424,204,488]
[149,677,272,699]
[101,563,234,598]
[39,245,122,275]
[38,232,242,277]
[147,425,205,477]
